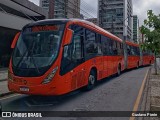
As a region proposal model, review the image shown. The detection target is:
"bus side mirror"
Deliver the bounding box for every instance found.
[64,28,73,46]
[11,32,20,48]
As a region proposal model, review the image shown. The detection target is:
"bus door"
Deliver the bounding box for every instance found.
[95,34,103,80]
[61,28,86,90]
[69,34,86,90]
[101,36,113,77]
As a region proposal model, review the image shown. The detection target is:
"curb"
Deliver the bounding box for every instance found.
[0,68,8,71]
[0,92,14,98]
[129,68,151,120]
[0,79,7,82]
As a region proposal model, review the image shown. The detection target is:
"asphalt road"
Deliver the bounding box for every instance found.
[0,66,150,120]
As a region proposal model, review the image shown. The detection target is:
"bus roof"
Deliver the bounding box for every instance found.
[126,41,139,47]
[24,19,70,27]
[69,19,123,43]
[24,19,123,43]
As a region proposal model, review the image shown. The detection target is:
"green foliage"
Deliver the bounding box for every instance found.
[140,10,160,54]
[141,10,160,74]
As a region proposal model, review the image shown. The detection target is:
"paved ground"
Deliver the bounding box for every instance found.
[137,58,160,120]
[157,58,160,68]
[0,70,7,81]
[0,81,9,95]
[0,66,150,120]
[149,60,160,120]
[0,69,8,96]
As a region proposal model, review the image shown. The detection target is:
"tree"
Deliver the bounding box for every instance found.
[141,10,160,74]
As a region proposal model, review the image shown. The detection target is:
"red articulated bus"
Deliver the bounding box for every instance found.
[8,19,153,95]
[142,50,154,66]
[126,41,140,69]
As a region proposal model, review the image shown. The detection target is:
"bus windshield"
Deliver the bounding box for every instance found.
[12,24,65,76]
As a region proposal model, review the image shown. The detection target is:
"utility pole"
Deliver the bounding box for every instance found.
[49,0,54,19]
[100,0,105,28]
[123,15,133,69]
[111,15,114,34]
[123,36,128,69]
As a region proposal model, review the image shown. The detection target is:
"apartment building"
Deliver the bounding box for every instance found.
[98,0,133,41]
[40,0,81,19]
[133,15,139,43]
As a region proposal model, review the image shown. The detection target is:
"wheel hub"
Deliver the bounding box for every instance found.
[89,75,95,85]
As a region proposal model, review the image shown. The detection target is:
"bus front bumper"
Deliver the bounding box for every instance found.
[8,81,57,96]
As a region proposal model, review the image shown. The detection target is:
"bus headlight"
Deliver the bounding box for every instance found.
[42,67,58,84]
[8,71,13,82]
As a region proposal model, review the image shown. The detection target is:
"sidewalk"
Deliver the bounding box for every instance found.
[0,69,8,81]
[0,68,11,97]
[0,68,8,71]
[0,81,11,97]
[138,59,160,120]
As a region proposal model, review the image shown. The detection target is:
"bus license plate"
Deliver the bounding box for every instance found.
[20,87,29,92]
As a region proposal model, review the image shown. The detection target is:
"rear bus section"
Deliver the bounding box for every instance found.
[126,41,140,69]
[142,50,154,66]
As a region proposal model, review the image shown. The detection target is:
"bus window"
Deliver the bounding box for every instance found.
[101,36,114,56]
[113,41,118,55]
[130,46,135,55]
[117,42,123,55]
[60,25,84,75]
[61,42,75,75]
[85,29,98,59]
[72,35,84,62]
[101,35,109,55]
[127,45,131,55]
[108,39,114,55]
[96,34,103,55]
[133,47,140,56]
[70,25,84,62]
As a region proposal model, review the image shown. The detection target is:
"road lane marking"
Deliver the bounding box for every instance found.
[0,94,21,101]
[129,68,150,120]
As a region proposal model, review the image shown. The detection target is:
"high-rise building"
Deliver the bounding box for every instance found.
[98,0,133,41]
[86,18,98,25]
[139,27,144,44]
[40,0,81,19]
[40,0,49,11]
[133,15,139,43]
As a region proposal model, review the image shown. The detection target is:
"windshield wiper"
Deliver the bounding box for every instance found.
[28,43,40,74]
[16,47,30,68]
[16,40,40,74]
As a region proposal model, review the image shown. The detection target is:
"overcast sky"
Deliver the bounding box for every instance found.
[29,0,160,25]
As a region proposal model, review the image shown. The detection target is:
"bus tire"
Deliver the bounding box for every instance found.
[117,65,121,76]
[86,70,96,91]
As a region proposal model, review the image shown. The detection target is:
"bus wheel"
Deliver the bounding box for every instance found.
[86,70,96,90]
[117,65,121,76]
